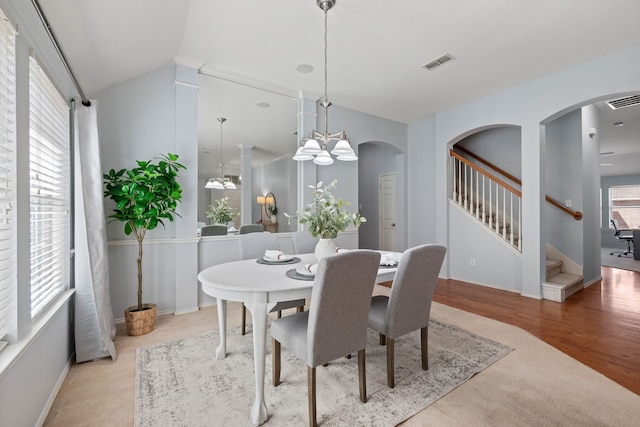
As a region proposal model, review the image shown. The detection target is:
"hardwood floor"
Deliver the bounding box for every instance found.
[431,266,640,395]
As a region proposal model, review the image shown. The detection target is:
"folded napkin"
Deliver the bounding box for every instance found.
[263,250,294,262]
[380,253,400,266]
[295,263,318,277]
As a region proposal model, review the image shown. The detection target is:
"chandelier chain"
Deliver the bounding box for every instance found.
[323,8,328,103]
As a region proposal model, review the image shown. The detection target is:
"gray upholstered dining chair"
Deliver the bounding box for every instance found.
[271,250,381,427]
[368,244,446,388]
[239,224,264,234]
[200,224,228,236]
[237,232,305,335]
[291,230,318,254]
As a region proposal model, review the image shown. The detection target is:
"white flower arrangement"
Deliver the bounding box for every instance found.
[285,180,366,239]
[206,197,237,224]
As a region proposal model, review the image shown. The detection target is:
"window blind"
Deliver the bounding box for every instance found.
[0,9,17,341]
[29,56,70,318]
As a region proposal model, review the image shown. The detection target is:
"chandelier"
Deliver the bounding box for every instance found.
[293,0,357,166]
[205,117,237,190]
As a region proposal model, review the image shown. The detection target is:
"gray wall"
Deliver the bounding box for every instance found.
[358,143,399,249]
[457,126,522,180]
[252,156,297,232]
[545,109,583,264]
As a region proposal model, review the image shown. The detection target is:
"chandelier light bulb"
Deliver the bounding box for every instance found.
[313,150,334,165]
[293,146,314,161]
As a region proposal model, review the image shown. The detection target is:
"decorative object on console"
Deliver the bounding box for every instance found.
[205,117,237,189]
[206,197,237,225]
[257,192,277,223]
[285,180,365,260]
[292,0,357,165]
[103,153,185,336]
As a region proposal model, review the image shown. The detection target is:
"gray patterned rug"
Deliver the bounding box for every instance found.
[135,319,511,426]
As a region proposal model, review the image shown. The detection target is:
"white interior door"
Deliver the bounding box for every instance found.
[379,173,397,251]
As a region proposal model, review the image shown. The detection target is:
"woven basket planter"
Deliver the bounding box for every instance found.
[124,303,157,336]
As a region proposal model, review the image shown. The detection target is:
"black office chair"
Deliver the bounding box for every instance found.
[610,219,634,257]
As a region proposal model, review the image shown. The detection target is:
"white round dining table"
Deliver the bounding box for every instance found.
[198,251,399,426]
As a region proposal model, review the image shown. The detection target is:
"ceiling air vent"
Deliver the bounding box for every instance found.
[606,95,640,110]
[422,53,455,71]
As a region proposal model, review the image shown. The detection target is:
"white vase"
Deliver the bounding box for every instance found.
[315,238,337,261]
[271,215,277,224]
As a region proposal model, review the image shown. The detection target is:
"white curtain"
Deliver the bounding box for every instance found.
[73,99,117,362]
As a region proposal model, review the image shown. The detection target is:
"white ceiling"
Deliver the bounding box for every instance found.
[39,0,640,176]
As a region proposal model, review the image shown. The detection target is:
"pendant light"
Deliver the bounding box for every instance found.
[205,117,237,190]
[293,0,356,165]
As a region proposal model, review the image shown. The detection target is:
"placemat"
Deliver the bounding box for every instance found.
[256,257,301,265]
[285,269,314,281]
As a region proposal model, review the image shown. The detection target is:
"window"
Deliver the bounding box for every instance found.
[609,185,640,230]
[29,56,70,319]
[0,9,16,341]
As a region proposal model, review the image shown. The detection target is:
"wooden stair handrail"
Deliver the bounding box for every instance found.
[451,150,521,196]
[455,145,522,186]
[450,148,583,221]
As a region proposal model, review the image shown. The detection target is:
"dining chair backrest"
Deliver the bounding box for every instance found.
[306,250,381,367]
[200,224,228,236]
[238,232,278,260]
[239,224,264,234]
[385,244,446,338]
[291,230,318,254]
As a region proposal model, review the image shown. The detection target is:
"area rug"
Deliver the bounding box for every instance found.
[601,247,640,272]
[135,320,511,426]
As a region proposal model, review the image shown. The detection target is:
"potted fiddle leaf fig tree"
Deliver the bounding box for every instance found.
[103,153,186,336]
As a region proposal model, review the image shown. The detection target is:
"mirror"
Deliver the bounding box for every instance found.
[197,74,299,232]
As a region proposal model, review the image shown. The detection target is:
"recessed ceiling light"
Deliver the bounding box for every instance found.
[256,102,270,108]
[614,121,624,127]
[296,64,314,73]
[600,163,614,166]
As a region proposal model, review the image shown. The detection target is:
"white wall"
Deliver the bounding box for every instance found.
[409,43,640,297]
[0,1,78,424]
[449,203,522,291]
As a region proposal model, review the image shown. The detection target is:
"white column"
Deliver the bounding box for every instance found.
[240,145,253,226]
[174,63,200,314]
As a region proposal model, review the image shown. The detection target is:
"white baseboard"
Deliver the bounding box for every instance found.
[37,354,73,427]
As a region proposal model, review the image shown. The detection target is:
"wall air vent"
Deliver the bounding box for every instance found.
[422,53,455,71]
[606,95,640,110]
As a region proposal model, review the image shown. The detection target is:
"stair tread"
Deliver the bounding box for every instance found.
[547,272,583,287]
[546,259,562,269]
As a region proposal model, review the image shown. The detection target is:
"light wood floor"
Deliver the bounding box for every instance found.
[431,266,640,395]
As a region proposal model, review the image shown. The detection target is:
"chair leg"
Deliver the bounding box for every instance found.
[308,366,317,427]
[272,338,281,386]
[242,305,247,335]
[379,333,386,345]
[420,326,428,370]
[386,337,395,388]
[358,349,367,403]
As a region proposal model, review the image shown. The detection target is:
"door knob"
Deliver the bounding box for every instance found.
[391,223,396,227]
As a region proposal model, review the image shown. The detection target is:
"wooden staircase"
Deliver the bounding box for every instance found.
[543,258,583,302]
